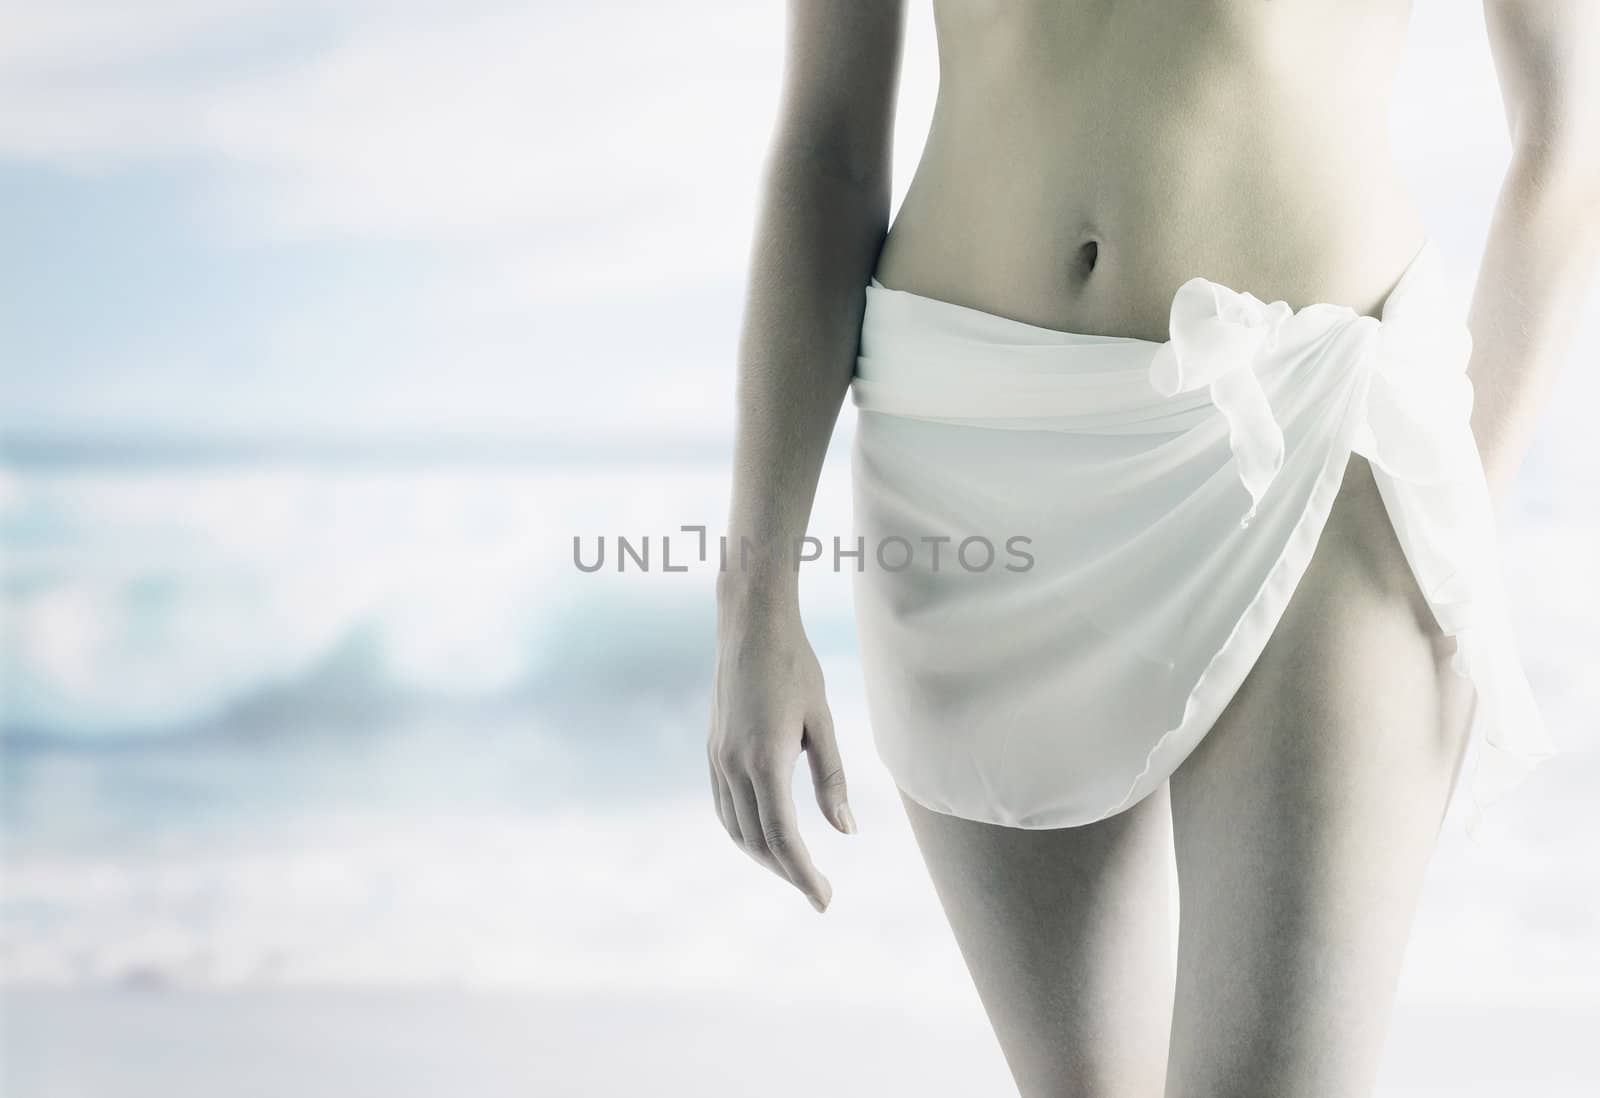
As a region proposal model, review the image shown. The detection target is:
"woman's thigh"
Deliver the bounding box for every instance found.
[901,782,1177,1098]
[1165,455,1475,1098]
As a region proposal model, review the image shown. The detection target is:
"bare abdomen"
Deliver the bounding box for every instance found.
[875,0,1426,338]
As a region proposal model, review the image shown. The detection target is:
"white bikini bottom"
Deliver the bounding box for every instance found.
[849,239,1552,833]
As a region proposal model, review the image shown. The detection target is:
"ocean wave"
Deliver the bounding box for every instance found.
[0,465,858,742]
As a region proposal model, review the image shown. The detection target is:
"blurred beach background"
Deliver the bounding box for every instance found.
[1,2,1596,1095]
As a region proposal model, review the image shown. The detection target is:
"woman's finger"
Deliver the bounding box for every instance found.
[803,706,855,835]
[729,773,783,877]
[751,762,832,913]
[707,742,719,819]
[708,750,739,843]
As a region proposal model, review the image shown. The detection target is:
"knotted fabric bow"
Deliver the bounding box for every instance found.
[1149,279,1295,526]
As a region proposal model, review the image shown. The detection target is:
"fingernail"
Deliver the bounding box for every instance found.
[837,804,858,835]
[809,894,826,914]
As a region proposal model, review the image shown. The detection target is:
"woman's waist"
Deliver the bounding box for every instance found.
[853,235,1468,437]
[874,139,1427,343]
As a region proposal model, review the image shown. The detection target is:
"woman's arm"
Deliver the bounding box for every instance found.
[1470,0,1600,494]
[708,1,905,912]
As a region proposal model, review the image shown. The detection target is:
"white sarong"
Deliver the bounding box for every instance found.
[849,240,1552,833]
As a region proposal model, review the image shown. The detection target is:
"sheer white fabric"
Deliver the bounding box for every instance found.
[849,240,1552,834]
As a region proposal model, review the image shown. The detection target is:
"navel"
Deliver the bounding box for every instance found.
[1073,237,1100,286]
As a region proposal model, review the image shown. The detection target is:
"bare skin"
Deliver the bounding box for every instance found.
[709,1,1600,1094]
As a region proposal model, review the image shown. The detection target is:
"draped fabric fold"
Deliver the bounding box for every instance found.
[849,240,1551,836]
[1149,280,1295,524]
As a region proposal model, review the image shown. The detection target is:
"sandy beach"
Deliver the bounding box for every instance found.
[5,988,1597,1097]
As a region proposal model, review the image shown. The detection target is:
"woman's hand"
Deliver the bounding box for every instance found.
[708,590,855,913]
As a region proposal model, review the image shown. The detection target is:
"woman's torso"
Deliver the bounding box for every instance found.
[873,0,1428,340]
